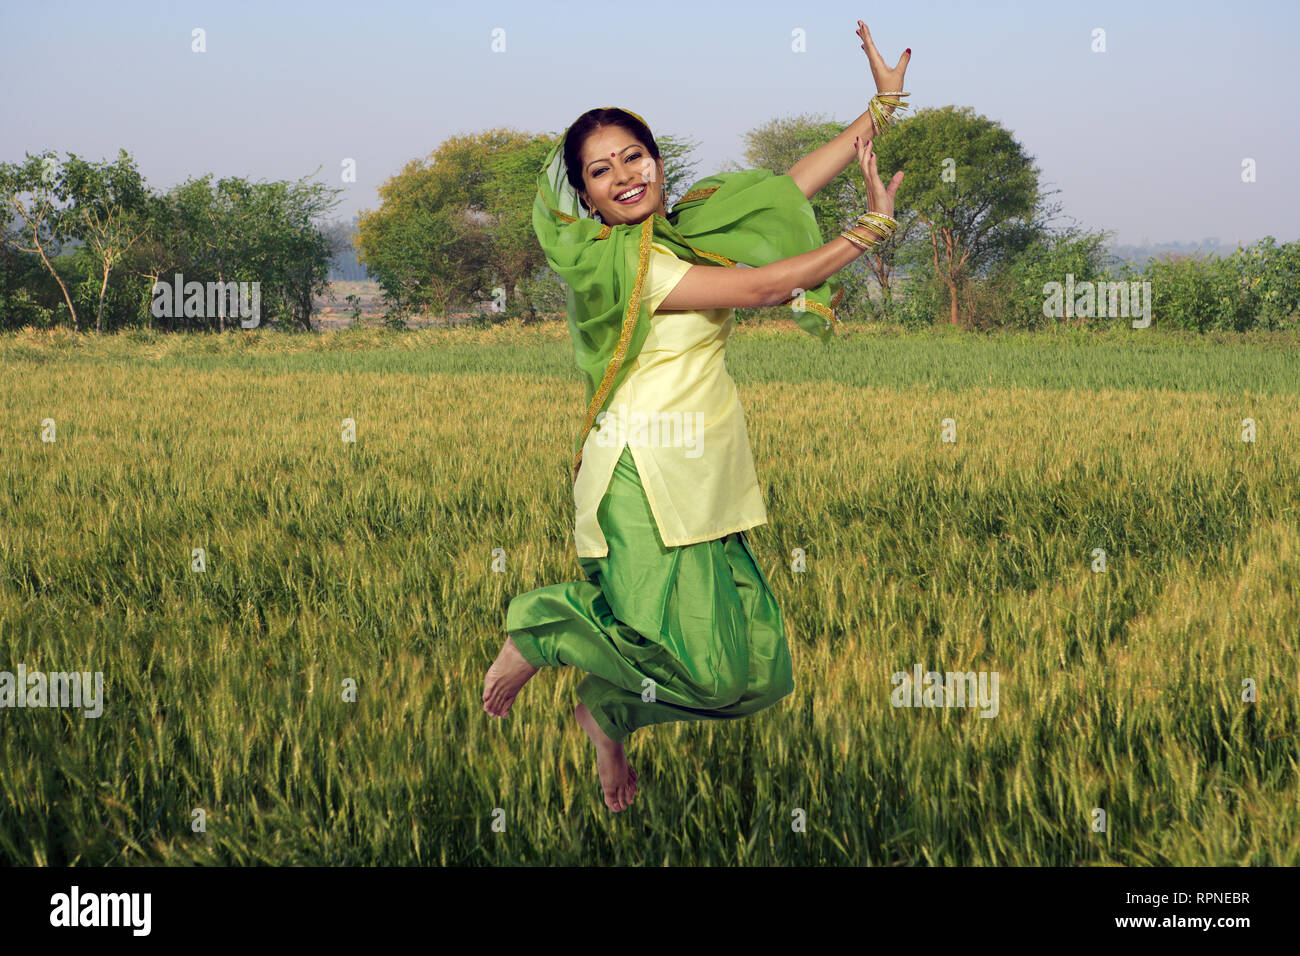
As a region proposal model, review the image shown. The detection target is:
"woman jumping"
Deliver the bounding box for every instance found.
[484,20,910,813]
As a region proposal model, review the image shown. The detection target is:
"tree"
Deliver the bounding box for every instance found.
[125,193,184,331]
[163,172,339,331]
[356,131,501,318]
[169,175,261,332]
[477,133,558,321]
[61,150,151,333]
[0,151,81,329]
[875,106,1042,326]
[991,225,1112,330]
[239,173,339,330]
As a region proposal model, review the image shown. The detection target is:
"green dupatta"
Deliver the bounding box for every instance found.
[532,123,844,478]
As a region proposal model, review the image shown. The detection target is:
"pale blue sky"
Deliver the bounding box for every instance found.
[2,0,1296,246]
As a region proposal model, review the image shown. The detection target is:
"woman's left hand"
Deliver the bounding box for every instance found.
[856,20,910,93]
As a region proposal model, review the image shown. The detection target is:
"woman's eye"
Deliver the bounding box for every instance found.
[594,153,642,177]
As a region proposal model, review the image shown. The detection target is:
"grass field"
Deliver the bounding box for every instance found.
[1,320,1298,865]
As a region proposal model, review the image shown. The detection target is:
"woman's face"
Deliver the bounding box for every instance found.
[578,126,667,226]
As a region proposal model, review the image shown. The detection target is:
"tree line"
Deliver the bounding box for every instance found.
[5,107,1297,334]
[1,150,340,332]
[353,105,1299,332]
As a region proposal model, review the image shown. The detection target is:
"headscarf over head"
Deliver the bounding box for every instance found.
[532,107,844,477]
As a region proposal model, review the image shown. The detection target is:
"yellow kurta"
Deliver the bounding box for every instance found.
[573,242,768,558]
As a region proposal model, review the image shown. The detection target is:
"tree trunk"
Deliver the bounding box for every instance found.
[299,270,314,330]
[142,272,159,330]
[30,235,79,332]
[96,260,110,334]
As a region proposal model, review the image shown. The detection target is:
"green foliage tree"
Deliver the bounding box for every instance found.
[1230,237,1300,330]
[1144,253,1223,332]
[61,150,151,333]
[123,193,185,331]
[1141,240,1300,332]
[875,106,1042,327]
[477,135,559,322]
[993,226,1113,330]
[0,239,57,329]
[240,174,339,330]
[169,176,252,331]
[4,150,339,333]
[356,131,506,319]
[0,151,82,329]
[154,172,339,331]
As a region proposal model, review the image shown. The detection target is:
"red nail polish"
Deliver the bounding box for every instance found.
[905,48,911,55]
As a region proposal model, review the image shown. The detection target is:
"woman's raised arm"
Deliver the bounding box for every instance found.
[786,20,911,201]
[659,133,904,313]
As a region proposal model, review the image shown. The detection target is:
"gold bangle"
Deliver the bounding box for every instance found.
[852,225,888,243]
[856,213,898,236]
[841,227,882,251]
[853,219,895,240]
[840,229,874,251]
[868,91,912,133]
[857,212,898,229]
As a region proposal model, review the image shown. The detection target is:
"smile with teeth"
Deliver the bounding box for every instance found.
[614,184,647,202]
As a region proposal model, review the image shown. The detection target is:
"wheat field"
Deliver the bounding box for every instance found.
[1,321,1297,865]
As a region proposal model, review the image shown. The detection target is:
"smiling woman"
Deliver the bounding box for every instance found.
[482,102,899,814]
[576,123,774,311]
[574,126,670,226]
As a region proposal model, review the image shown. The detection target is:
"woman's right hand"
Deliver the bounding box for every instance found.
[854,133,904,221]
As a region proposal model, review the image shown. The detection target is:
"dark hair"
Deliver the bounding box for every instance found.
[563,108,661,214]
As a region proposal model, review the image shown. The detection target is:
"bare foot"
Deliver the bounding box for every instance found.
[482,635,539,718]
[575,702,638,812]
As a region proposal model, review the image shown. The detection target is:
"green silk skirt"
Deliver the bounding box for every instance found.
[505,446,794,744]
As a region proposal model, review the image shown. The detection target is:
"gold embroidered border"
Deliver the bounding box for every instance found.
[685,245,734,266]
[776,285,842,330]
[676,186,720,205]
[571,215,654,478]
[545,202,610,240]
